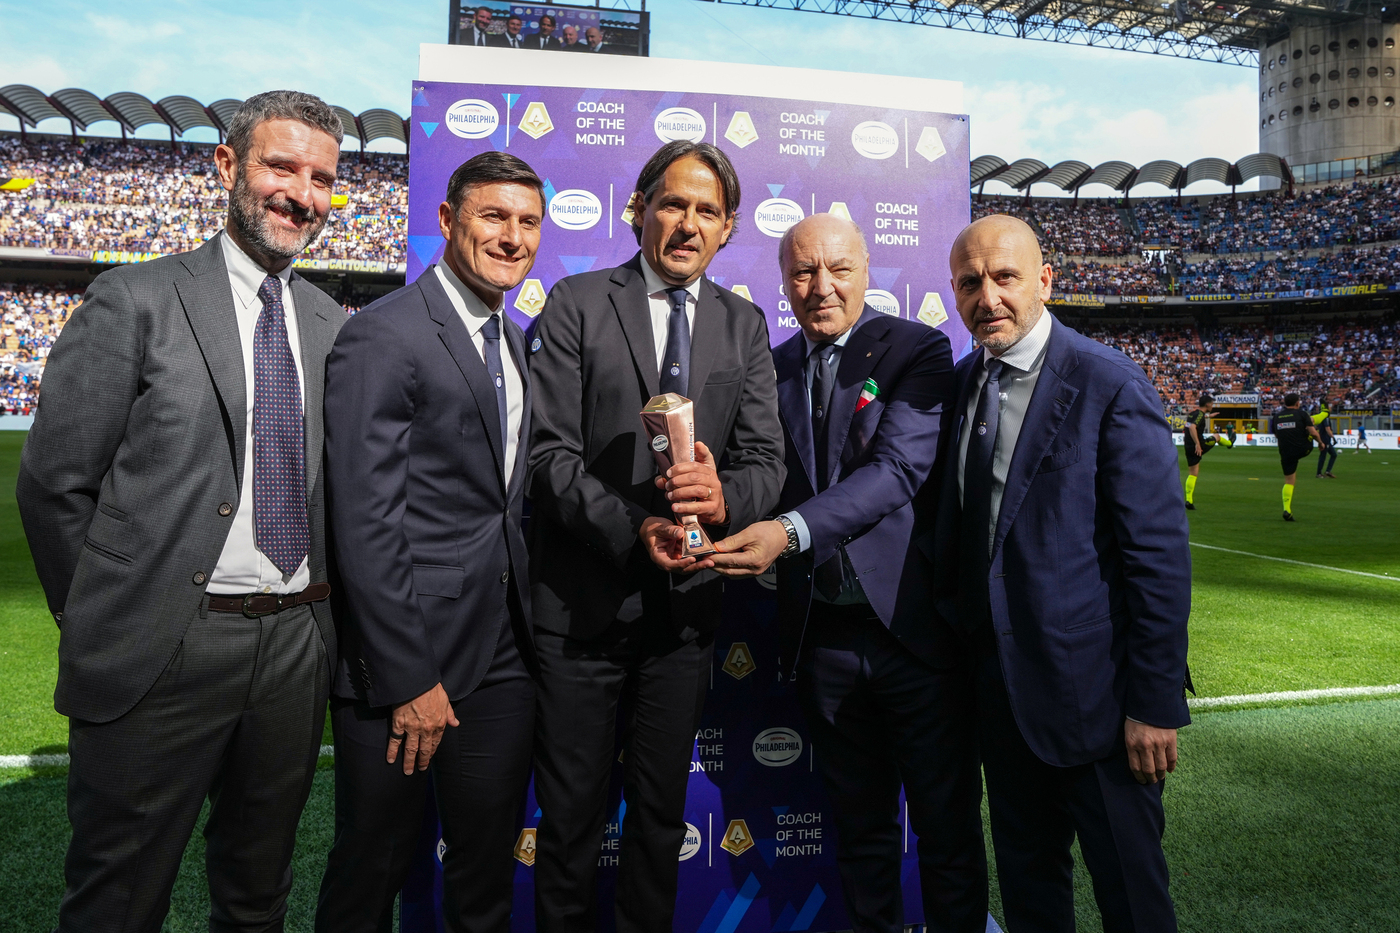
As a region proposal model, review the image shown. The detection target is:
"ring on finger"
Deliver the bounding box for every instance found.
[702,486,711,499]
[390,730,407,742]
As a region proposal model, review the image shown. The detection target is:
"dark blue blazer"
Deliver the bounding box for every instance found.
[324,268,533,708]
[773,306,960,679]
[932,315,1191,768]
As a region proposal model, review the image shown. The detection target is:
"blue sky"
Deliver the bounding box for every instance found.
[0,0,1261,195]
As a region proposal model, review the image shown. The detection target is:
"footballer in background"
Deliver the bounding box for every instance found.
[1271,393,1322,522]
[1183,394,1235,511]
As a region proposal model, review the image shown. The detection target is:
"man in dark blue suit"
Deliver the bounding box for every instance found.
[711,214,986,933]
[316,152,543,933]
[937,215,1191,932]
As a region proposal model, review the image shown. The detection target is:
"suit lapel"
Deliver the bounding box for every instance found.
[825,308,890,480]
[685,280,724,406]
[993,318,1080,554]
[609,257,660,400]
[422,268,508,489]
[175,236,246,484]
[290,274,334,497]
[774,334,815,493]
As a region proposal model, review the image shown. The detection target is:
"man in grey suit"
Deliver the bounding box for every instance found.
[17,90,346,933]
[527,140,785,933]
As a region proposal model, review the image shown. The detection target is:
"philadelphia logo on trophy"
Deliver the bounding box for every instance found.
[444,99,499,139]
[678,823,703,861]
[548,189,603,231]
[653,106,706,143]
[753,198,805,238]
[752,727,803,766]
[851,120,899,160]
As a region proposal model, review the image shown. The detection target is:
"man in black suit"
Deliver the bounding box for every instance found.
[711,214,985,933]
[559,24,584,50]
[527,140,785,933]
[499,15,526,49]
[316,152,543,933]
[937,215,1191,932]
[463,5,496,47]
[18,90,346,932]
[582,26,609,52]
[524,14,561,50]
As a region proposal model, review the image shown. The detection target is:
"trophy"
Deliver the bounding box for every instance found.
[640,393,717,558]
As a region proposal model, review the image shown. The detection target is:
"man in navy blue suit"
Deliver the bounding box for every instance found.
[711,214,986,933]
[937,215,1191,932]
[317,152,542,932]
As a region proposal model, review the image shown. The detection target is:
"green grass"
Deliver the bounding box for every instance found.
[1,436,1398,931]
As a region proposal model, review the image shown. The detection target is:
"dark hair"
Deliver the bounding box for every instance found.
[225,90,344,163]
[629,141,741,245]
[445,151,545,214]
[508,14,521,22]
[1198,394,1214,407]
[1284,393,1300,407]
[475,5,491,14]
[540,14,555,25]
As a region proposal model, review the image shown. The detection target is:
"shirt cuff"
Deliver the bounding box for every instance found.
[780,511,812,552]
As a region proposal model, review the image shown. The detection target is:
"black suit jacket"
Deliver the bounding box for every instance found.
[772,308,961,678]
[527,253,785,640]
[17,234,343,723]
[523,32,560,50]
[324,268,533,708]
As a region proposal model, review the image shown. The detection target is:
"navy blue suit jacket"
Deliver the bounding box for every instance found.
[324,268,533,708]
[773,307,960,679]
[932,315,1191,768]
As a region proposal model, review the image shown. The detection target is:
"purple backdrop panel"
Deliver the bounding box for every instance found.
[408,79,972,356]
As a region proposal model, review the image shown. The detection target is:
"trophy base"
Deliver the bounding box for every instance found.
[680,519,716,558]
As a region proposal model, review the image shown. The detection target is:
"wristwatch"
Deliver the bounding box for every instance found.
[776,515,800,558]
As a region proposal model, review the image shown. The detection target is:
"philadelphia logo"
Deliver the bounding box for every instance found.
[865,289,901,317]
[444,99,499,139]
[651,434,669,452]
[851,120,899,160]
[678,822,702,861]
[753,198,805,238]
[548,189,603,231]
[752,727,803,767]
[654,107,707,143]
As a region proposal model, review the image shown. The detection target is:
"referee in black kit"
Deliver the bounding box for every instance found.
[1271,393,1321,521]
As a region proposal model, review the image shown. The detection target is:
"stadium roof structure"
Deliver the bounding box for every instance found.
[972,152,1292,193]
[0,85,409,150]
[701,0,1399,65]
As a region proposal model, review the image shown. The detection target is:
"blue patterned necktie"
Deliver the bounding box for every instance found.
[660,287,690,397]
[809,342,837,492]
[959,356,1004,624]
[253,274,308,576]
[481,313,509,456]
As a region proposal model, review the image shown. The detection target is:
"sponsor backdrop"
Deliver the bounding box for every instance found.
[402,51,972,933]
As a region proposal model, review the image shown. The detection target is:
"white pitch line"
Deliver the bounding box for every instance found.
[0,744,336,770]
[1189,684,1400,709]
[1189,541,1399,582]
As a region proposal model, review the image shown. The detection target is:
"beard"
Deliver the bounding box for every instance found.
[227,167,327,261]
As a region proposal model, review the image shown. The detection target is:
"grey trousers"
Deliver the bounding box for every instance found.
[58,602,329,933]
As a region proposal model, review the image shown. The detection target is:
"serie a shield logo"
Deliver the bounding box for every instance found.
[722,642,757,680]
[514,827,537,866]
[721,819,754,856]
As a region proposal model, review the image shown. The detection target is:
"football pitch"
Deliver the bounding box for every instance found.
[0,434,1397,931]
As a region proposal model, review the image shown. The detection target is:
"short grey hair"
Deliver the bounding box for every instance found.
[225,90,344,162]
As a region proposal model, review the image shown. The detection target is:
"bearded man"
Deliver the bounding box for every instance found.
[18,90,347,933]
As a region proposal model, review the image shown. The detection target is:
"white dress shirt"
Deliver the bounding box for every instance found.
[434,261,525,486]
[639,256,700,373]
[208,232,310,595]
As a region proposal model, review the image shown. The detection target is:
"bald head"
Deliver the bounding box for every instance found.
[781,213,871,343]
[948,213,1051,355]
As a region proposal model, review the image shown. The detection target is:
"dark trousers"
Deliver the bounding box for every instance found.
[532,620,711,933]
[315,618,535,933]
[59,603,329,933]
[975,636,1177,933]
[1316,441,1337,475]
[796,603,987,933]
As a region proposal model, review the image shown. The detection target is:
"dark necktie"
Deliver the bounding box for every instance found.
[253,275,309,576]
[659,287,690,397]
[810,342,837,492]
[482,314,509,459]
[959,357,1004,624]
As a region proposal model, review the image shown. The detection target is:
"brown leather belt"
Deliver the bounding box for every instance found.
[207,582,331,618]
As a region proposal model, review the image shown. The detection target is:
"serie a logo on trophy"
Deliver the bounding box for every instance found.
[640,393,716,558]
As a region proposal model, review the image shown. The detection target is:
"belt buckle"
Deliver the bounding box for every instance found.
[242,593,279,618]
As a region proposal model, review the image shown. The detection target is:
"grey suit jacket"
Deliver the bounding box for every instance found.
[17,233,345,723]
[527,252,785,640]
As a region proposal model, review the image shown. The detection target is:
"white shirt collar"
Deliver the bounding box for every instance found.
[802,312,860,358]
[434,260,500,338]
[220,230,293,310]
[640,255,703,304]
[983,307,1052,372]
